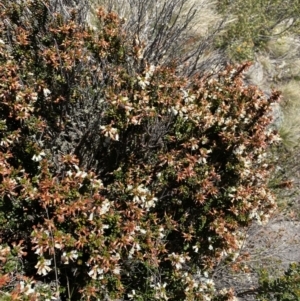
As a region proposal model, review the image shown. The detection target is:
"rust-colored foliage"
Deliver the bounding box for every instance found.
[0,0,280,300]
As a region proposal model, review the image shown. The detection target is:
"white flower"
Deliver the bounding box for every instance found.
[0,138,12,147]
[135,243,141,251]
[153,282,168,300]
[34,247,43,255]
[181,88,189,99]
[100,125,119,141]
[158,226,165,238]
[19,281,25,291]
[136,226,146,234]
[35,258,52,276]
[32,155,41,162]
[220,249,228,258]
[128,290,136,299]
[88,265,103,280]
[192,245,199,253]
[100,199,110,215]
[88,212,94,221]
[233,144,245,155]
[145,197,157,209]
[191,143,199,151]
[132,195,140,203]
[113,265,120,275]
[169,253,189,270]
[31,92,38,102]
[32,151,46,162]
[137,75,149,89]
[131,184,157,210]
[66,170,73,177]
[155,282,167,289]
[62,250,78,264]
[169,106,178,116]
[75,170,87,178]
[91,178,104,189]
[54,242,63,249]
[43,88,51,98]
[70,250,78,260]
[16,93,23,102]
[208,245,213,251]
[19,280,36,295]
[111,253,120,261]
[144,65,156,80]
[131,116,140,125]
[190,138,199,150]
[206,279,214,286]
[88,269,96,279]
[128,243,141,258]
[73,164,80,171]
[137,184,148,194]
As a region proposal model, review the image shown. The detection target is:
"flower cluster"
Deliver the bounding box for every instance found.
[127,184,158,210]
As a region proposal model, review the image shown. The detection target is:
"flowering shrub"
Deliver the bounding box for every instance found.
[0,0,280,300]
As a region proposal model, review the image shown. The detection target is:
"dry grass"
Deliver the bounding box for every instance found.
[286,58,300,79]
[278,80,300,149]
[88,0,222,34]
[243,30,300,151]
[267,36,295,59]
[87,0,225,75]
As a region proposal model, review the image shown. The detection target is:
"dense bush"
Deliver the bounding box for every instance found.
[0,0,280,300]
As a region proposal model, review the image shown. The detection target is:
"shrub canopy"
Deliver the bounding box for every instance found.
[0,0,279,300]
